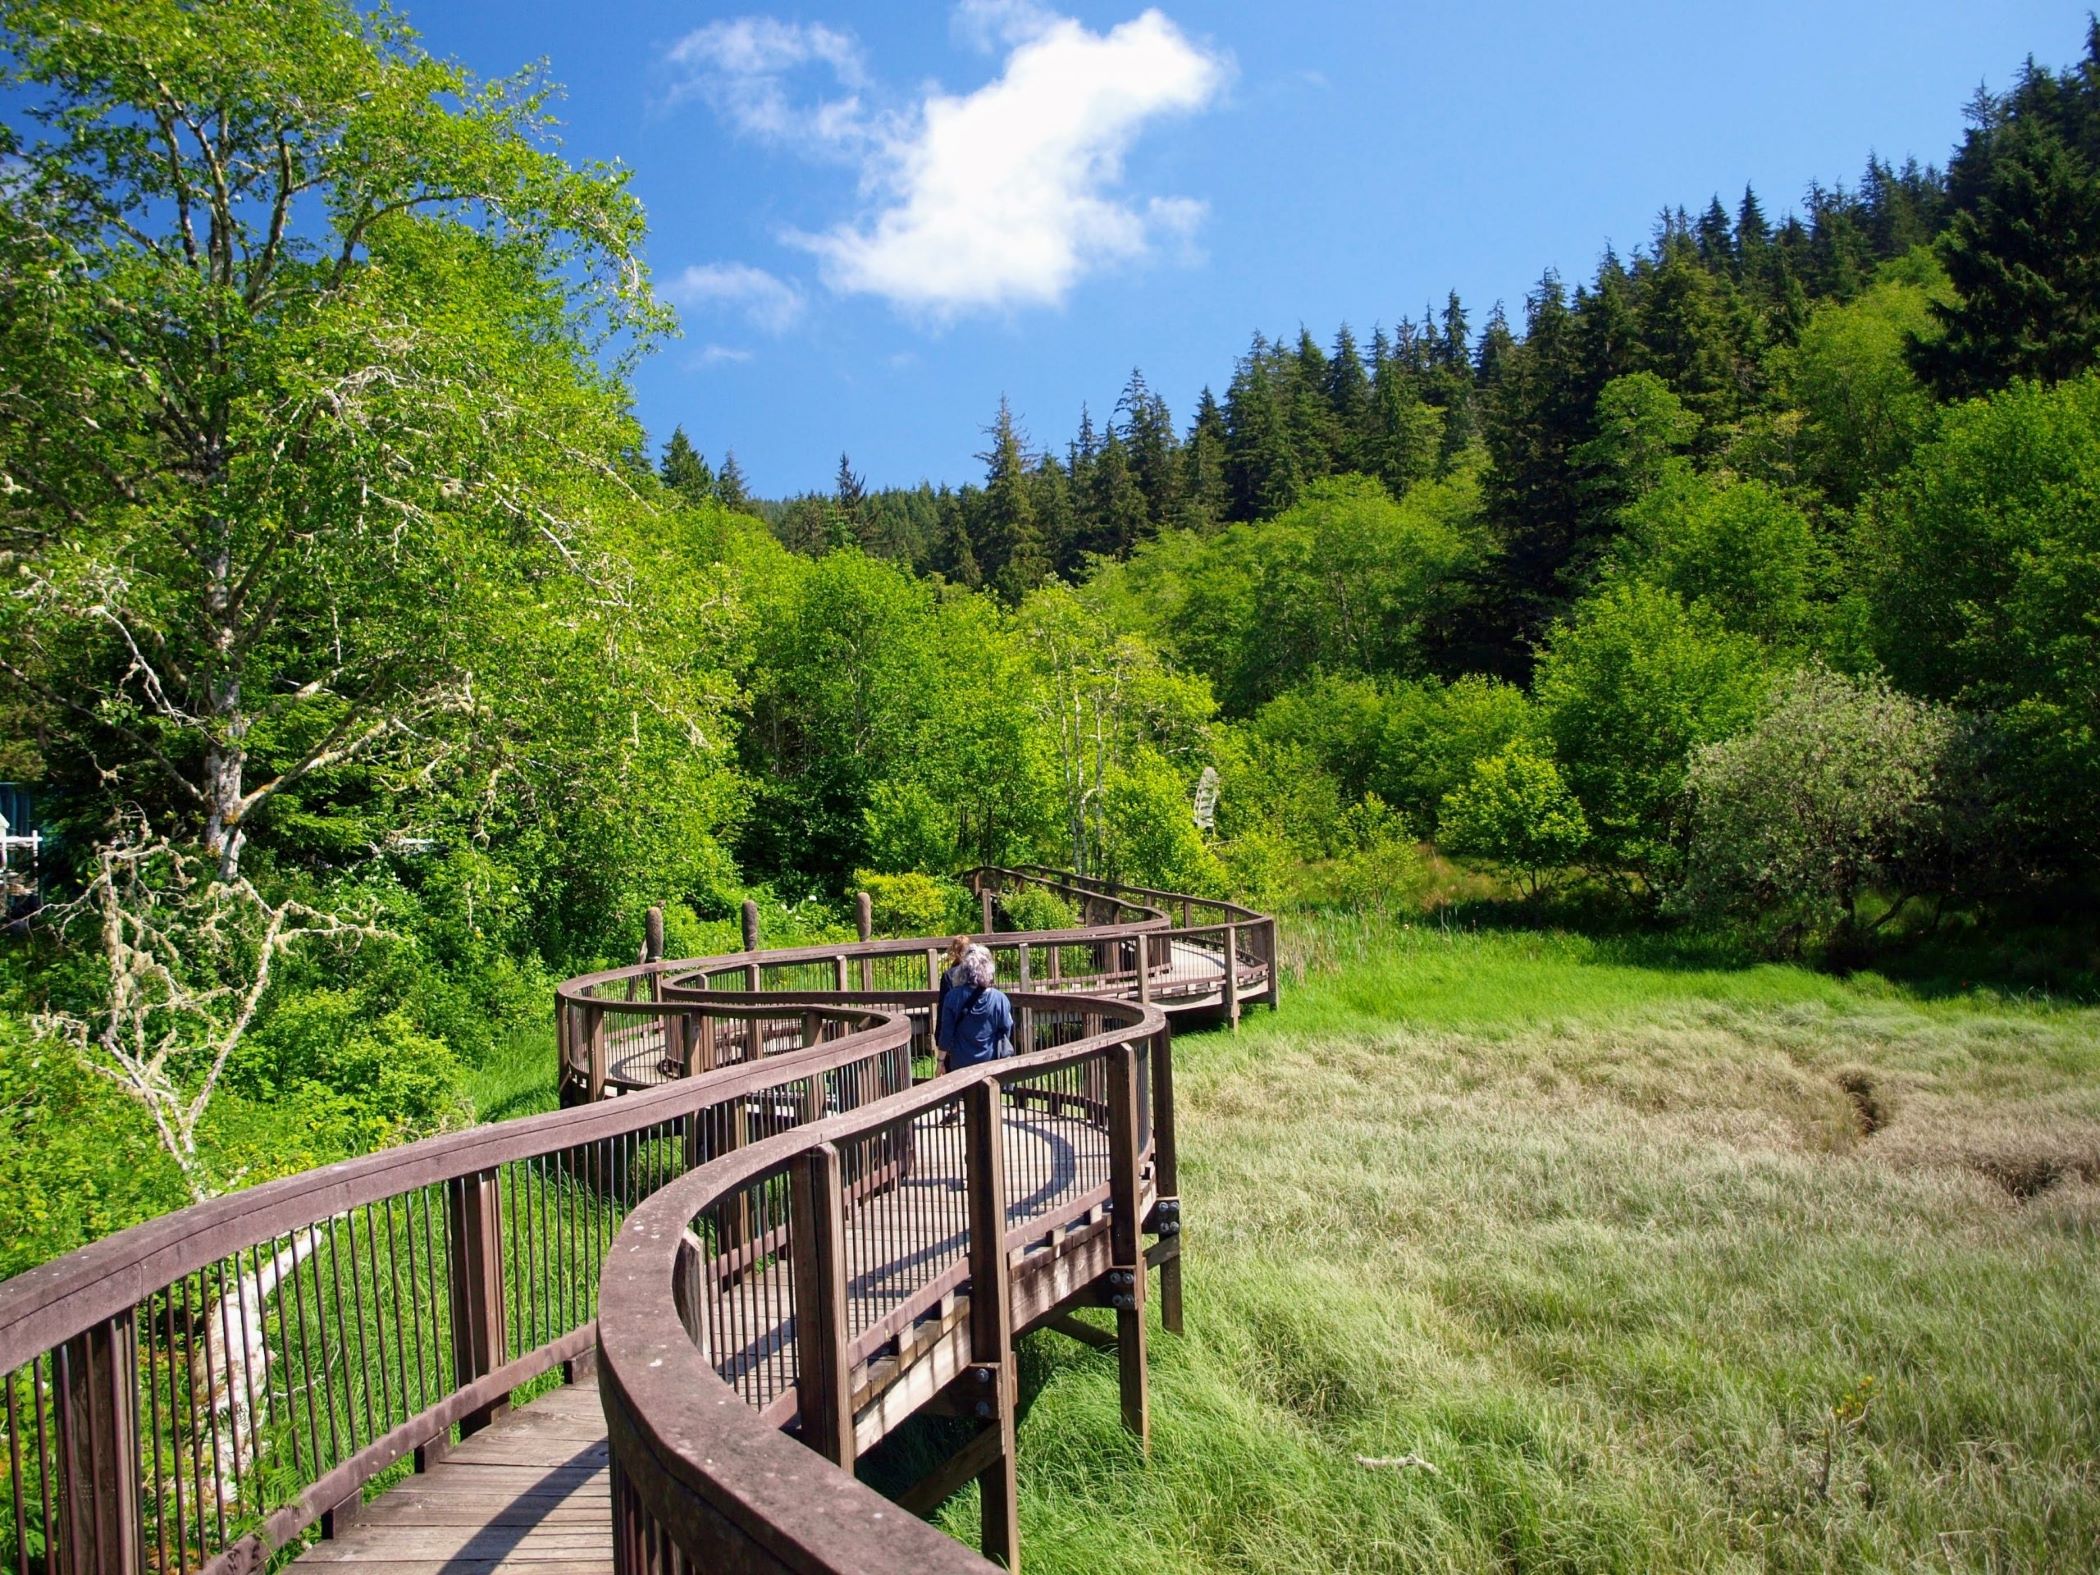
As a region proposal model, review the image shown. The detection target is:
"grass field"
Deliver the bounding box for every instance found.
[943,913,2100,1572]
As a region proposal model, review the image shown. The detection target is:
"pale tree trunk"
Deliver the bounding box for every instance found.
[190,1228,321,1510]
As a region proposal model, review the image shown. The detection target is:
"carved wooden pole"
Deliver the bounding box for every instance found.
[856,890,873,940]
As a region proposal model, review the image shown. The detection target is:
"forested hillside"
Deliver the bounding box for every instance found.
[2,0,2096,1278]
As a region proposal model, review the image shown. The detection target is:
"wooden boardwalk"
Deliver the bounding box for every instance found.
[295,1380,611,1575]
[291,1104,1115,1573]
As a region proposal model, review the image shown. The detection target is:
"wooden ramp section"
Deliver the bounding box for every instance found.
[294,1381,611,1575]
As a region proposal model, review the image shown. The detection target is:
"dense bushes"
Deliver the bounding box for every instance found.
[1679,668,1957,949]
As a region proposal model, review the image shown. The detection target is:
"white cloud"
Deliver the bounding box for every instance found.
[664,18,871,156]
[951,0,1058,52]
[693,344,756,366]
[793,10,1229,319]
[667,262,806,333]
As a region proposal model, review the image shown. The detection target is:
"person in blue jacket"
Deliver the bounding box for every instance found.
[938,943,1015,1069]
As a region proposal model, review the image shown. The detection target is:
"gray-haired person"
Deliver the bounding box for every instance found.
[937,943,1015,1070]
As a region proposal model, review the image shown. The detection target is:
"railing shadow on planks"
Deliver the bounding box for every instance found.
[0,868,1275,1575]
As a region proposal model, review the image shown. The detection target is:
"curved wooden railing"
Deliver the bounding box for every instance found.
[0,870,1268,1575]
[556,866,1275,1103]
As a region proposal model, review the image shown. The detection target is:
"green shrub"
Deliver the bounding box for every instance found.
[232,992,466,1146]
[1680,666,1956,951]
[1439,742,1589,897]
[999,883,1080,934]
[855,870,973,938]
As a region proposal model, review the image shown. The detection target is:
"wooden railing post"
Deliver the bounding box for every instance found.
[1264,916,1281,1007]
[446,1169,509,1440]
[1136,932,1152,1005]
[1106,1042,1150,1448]
[586,1004,607,1102]
[789,1144,855,1468]
[856,891,873,941]
[964,1078,1019,1568]
[1223,921,1240,1029]
[980,888,995,936]
[55,1311,140,1575]
[1148,1022,1183,1336]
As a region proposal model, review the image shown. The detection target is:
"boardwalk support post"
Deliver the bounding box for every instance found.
[1148,1021,1183,1337]
[445,1169,509,1443]
[56,1311,140,1575]
[980,887,995,936]
[1223,921,1240,1030]
[790,1143,856,1469]
[965,1078,1019,1567]
[1106,1042,1150,1448]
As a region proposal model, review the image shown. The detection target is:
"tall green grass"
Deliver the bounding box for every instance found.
[951,910,2100,1572]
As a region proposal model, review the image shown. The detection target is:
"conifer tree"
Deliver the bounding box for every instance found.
[660,426,715,508]
[930,487,981,588]
[1223,337,1301,520]
[977,397,1047,600]
[1181,386,1231,529]
[1116,369,1182,534]
[833,452,867,546]
[1918,114,2100,397]
[1325,324,1372,471]
[1088,425,1149,557]
[715,450,754,513]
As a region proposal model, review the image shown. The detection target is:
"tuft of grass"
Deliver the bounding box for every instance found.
[970,909,2100,1572]
[464,1025,560,1123]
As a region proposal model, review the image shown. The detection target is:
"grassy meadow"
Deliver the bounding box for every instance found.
[946,912,2100,1572]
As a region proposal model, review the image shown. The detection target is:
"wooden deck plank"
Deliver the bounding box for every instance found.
[292,1377,613,1575]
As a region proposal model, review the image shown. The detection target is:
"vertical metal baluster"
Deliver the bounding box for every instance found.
[33,1355,56,1575]
[8,1369,33,1575]
[418,1188,443,1411]
[384,1204,414,1416]
[322,1218,355,1453]
[141,1302,167,1574]
[267,1238,304,1483]
[230,1252,264,1503]
[180,1275,221,1553]
[539,1154,558,1345]
[341,1213,378,1449]
[357,1211,394,1434]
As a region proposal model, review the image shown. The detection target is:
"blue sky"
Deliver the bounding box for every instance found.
[404,0,2083,498]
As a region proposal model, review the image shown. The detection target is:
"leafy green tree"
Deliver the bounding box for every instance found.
[1534,580,1767,880]
[1681,666,1955,949]
[1614,472,1823,648]
[1783,250,1948,506]
[661,427,715,507]
[0,0,667,881]
[1373,675,1534,832]
[1865,372,2100,871]
[1438,740,1589,896]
